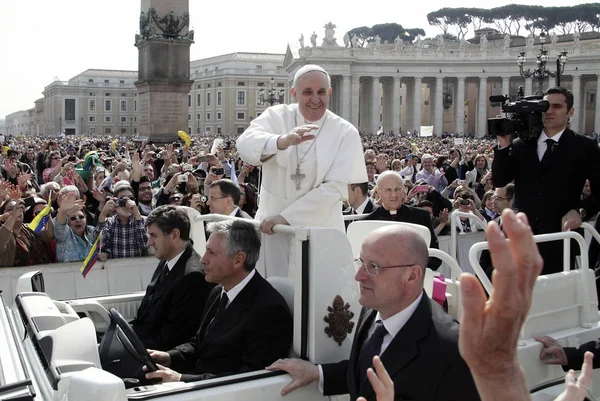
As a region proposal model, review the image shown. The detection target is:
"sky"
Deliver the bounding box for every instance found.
[0,0,591,118]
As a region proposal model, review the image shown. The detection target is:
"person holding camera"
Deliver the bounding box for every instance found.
[451,189,486,233]
[492,86,600,274]
[95,185,147,262]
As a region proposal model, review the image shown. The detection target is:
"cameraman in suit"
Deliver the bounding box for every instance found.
[131,205,214,351]
[492,87,600,274]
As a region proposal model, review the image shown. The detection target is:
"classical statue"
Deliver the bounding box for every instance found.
[551,32,559,46]
[573,30,580,45]
[311,31,318,47]
[480,34,488,50]
[437,34,445,49]
[460,37,468,49]
[394,35,402,50]
[351,34,359,48]
[526,33,535,49]
[343,33,350,47]
[299,33,305,48]
[414,36,423,49]
[321,22,338,46]
[374,35,381,49]
[503,33,511,49]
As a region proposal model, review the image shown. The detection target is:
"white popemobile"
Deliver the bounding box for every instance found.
[0,208,599,401]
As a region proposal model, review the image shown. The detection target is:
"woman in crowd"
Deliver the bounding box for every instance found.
[42,151,65,183]
[0,198,53,267]
[239,183,258,218]
[466,154,489,189]
[479,190,499,222]
[23,197,48,224]
[54,193,95,263]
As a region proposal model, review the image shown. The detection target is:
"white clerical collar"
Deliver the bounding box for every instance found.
[355,197,370,215]
[539,128,565,145]
[229,207,239,217]
[166,247,187,271]
[295,104,327,126]
[375,292,423,339]
[221,269,256,307]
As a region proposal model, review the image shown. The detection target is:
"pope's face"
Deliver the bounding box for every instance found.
[291,71,331,122]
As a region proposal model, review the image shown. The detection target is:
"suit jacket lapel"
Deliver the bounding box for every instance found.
[358,295,432,398]
[151,244,193,300]
[349,308,377,396]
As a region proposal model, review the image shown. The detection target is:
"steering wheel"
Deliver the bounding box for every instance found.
[99,308,159,385]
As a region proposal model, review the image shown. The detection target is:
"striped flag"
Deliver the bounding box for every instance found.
[80,233,102,279]
[27,203,52,235]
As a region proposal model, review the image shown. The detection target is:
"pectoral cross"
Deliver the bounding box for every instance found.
[291,166,305,190]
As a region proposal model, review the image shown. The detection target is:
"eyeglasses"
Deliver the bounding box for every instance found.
[169,197,182,202]
[69,215,86,221]
[354,258,418,276]
[381,187,403,194]
[208,196,227,202]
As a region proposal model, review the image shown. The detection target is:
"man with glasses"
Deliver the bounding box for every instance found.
[207,179,252,219]
[492,184,514,222]
[365,171,440,269]
[95,185,148,261]
[267,225,479,400]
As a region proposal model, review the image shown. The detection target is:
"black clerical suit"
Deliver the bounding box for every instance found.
[131,242,215,351]
[167,271,292,382]
[365,204,441,269]
[493,129,600,274]
[321,294,480,401]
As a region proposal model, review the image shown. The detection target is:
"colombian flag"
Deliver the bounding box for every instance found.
[27,203,52,235]
[81,233,102,279]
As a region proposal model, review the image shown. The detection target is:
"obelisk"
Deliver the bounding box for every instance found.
[135,0,194,143]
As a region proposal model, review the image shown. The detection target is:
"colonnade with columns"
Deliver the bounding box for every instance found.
[326,73,600,136]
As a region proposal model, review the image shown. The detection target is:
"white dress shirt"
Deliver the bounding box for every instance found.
[537,129,565,161]
[219,269,256,308]
[229,207,240,217]
[354,197,370,215]
[166,248,186,271]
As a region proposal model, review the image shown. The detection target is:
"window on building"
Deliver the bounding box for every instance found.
[237,91,246,106]
[238,81,245,86]
[134,127,138,134]
[217,82,222,87]
[105,100,112,111]
[89,99,96,112]
[237,112,245,120]
[105,93,111,97]
[121,128,127,134]
[257,112,262,118]
[65,99,76,121]
[276,66,283,70]
[89,116,96,122]
[197,94,201,107]
[217,92,222,106]
[120,80,125,84]
[188,114,191,121]
[134,100,137,112]
[89,92,96,96]
[105,116,112,123]
[205,126,211,133]
[104,127,112,134]
[188,94,191,107]
[217,112,222,120]
[121,93,127,97]
[277,83,285,88]
[120,116,127,123]
[207,93,211,106]
[197,84,201,89]
[196,113,201,120]
[256,65,263,70]
[237,127,245,134]
[207,83,212,88]
[217,127,222,134]
[258,82,265,87]
[589,92,596,104]
[104,79,109,83]
[89,79,94,83]
[120,100,127,112]
[206,112,211,120]
[196,127,201,133]
[134,117,137,122]
[89,127,96,134]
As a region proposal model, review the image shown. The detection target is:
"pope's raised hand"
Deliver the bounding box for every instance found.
[277,125,319,150]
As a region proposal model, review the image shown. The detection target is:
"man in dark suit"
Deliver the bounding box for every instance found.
[492,86,600,274]
[267,225,479,401]
[131,206,214,351]
[145,219,292,382]
[364,171,441,269]
[343,182,378,228]
[207,178,252,219]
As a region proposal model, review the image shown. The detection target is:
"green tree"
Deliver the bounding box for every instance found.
[371,23,408,43]
[346,26,373,47]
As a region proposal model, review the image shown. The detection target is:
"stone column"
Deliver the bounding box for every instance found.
[135,0,194,143]
[342,75,351,122]
[435,77,444,136]
[359,79,370,132]
[477,77,488,137]
[351,76,360,128]
[371,76,381,133]
[413,77,422,133]
[524,77,533,96]
[595,75,600,134]
[502,76,510,96]
[455,77,465,134]
[382,79,393,132]
[392,76,402,134]
[571,74,582,133]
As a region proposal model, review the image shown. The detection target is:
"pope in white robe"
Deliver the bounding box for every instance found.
[236,65,367,277]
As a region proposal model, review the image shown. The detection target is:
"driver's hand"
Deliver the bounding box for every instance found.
[148,349,171,366]
[144,364,182,383]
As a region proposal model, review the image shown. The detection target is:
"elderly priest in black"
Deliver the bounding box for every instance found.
[144,219,293,382]
[131,206,214,351]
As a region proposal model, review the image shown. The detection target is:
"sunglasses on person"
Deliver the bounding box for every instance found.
[69,215,86,222]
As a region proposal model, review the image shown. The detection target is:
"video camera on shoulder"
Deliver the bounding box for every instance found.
[487,86,549,141]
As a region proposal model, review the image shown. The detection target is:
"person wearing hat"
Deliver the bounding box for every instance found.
[236,64,367,277]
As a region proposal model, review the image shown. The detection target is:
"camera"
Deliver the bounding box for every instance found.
[212,167,224,176]
[459,198,471,206]
[117,197,129,208]
[178,174,188,183]
[487,86,549,141]
[200,195,208,203]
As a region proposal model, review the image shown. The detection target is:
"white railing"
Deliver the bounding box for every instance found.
[450,211,488,261]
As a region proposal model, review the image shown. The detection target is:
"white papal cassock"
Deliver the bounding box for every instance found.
[237,103,367,277]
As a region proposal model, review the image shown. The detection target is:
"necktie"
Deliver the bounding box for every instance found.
[541,139,556,169]
[158,262,169,284]
[357,320,388,386]
[411,167,417,184]
[205,292,229,336]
